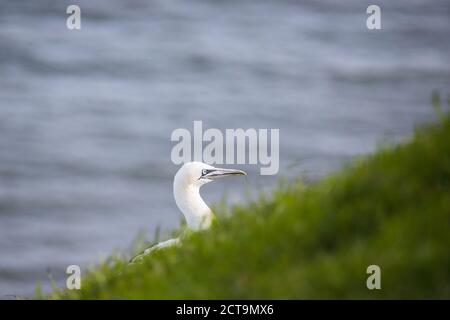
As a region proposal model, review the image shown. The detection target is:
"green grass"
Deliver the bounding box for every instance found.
[48,111,450,299]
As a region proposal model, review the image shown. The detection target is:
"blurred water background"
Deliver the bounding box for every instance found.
[0,0,449,297]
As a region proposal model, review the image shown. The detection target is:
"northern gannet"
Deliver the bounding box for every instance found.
[130,162,246,262]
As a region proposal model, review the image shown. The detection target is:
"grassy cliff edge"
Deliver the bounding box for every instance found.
[49,113,450,299]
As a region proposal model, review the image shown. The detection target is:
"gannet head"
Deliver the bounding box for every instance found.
[174,162,247,189]
[173,162,246,230]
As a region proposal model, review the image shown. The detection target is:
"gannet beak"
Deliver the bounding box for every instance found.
[203,167,247,180]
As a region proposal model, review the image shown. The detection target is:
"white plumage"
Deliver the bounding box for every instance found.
[130,162,246,263]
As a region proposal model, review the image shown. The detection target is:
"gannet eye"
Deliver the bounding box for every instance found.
[202,169,208,176]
